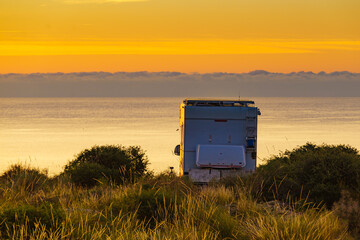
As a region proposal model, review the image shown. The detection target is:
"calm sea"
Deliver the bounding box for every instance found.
[1,97,359,175]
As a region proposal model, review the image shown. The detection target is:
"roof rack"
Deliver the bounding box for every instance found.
[183,99,255,107]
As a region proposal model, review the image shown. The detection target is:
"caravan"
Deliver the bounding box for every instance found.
[174,99,261,183]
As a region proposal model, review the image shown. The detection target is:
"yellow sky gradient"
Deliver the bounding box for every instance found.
[0,0,359,73]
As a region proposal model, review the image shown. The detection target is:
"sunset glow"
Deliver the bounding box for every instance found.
[1,0,359,73]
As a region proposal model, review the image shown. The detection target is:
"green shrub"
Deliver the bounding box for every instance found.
[255,143,360,208]
[64,145,149,186]
[0,202,65,236]
[209,206,239,239]
[109,187,180,228]
[64,162,111,187]
[0,164,48,193]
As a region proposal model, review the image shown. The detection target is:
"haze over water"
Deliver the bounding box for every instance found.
[1,97,359,175]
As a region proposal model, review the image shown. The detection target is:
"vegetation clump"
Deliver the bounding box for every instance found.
[0,164,48,194]
[64,145,149,187]
[254,143,360,207]
[0,202,65,237]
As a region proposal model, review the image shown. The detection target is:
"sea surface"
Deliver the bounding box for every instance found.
[0,97,359,175]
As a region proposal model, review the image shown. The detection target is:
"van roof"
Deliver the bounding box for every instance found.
[183,99,255,107]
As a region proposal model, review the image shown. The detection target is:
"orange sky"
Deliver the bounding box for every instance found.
[0,0,359,73]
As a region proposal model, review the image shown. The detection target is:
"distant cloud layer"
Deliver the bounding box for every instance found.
[0,71,359,97]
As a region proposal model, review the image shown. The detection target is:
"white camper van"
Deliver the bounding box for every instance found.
[174,99,261,183]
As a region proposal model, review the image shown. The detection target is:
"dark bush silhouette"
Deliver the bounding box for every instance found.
[255,143,360,208]
[64,145,149,187]
[0,164,48,192]
[64,162,111,187]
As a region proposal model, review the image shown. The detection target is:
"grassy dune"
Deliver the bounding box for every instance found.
[1,143,359,239]
[0,167,354,240]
